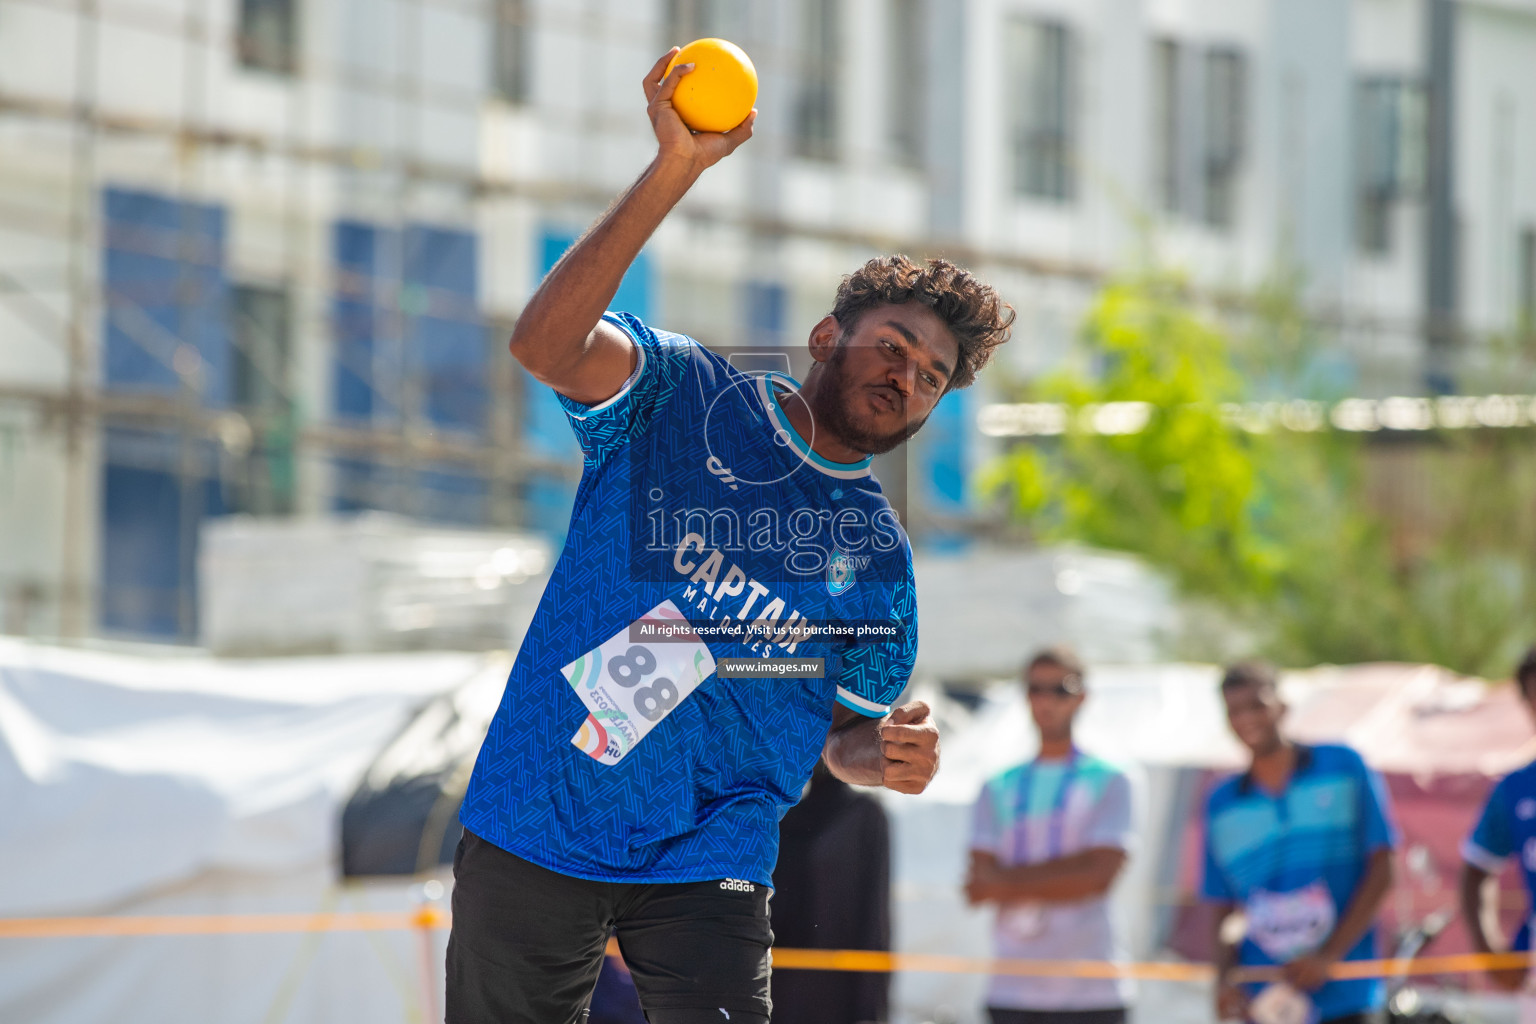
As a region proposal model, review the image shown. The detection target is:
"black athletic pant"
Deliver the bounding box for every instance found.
[987,1007,1128,1024]
[446,830,772,1024]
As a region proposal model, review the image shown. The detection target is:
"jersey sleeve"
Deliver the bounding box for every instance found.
[554,312,692,467]
[1084,769,1138,854]
[1200,789,1235,903]
[830,562,917,718]
[1463,777,1515,874]
[1352,748,1400,854]
[970,780,1002,855]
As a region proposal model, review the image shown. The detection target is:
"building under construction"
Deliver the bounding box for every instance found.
[1,0,1534,644]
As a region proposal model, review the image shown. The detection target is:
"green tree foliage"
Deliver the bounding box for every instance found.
[982,274,1536,677]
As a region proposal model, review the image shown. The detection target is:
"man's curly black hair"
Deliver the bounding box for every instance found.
[830,255,1015,391]
[1516,644,1536,695]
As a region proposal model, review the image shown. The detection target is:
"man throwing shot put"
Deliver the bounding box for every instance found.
[449,49,1015,1024]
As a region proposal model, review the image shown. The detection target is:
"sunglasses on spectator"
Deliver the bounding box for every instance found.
[1026,675,1083,699]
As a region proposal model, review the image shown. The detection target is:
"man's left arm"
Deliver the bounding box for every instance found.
[1284,754,1399,991]
[823,563,931,793]
[1282,847,1395,991]
[824,701,938,795]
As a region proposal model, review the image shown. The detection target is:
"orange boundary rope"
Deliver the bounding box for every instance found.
[0,910,448,938]
[0,913,1526,981]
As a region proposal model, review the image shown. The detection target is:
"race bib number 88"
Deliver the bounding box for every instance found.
[1245,882,1337,963]
[563,600,716,765]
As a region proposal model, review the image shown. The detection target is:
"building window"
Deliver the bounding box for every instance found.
[1006,18,1075,202]
[1355,77,1425,256]
[231,285,295,516]
[492,0,530,104]
[744,280,787,345]
[887,0,925,168]
[1519,226,1536,335]
[237,0,298,76]
[664,0,749,46]
[795,0,841,161]
[1202,49,1246,230]
[1151,39,1181,215]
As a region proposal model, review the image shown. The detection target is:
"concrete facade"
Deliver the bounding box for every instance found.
[0,0,1533,640]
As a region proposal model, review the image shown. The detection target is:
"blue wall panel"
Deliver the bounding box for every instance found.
[417,465,489,525]
[101,457,183,637]
[99,431,227,637]
[102,187,230,406]
[744,280,786,344]
[333,220,385,423]
[330,220,488,523]
[100,187,230,639]
[526,228,653,539]
[920,389,969,550]
[406,225,487,435]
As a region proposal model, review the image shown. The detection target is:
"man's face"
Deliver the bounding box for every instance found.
[1025,662,1084,740]
[808,302,960,456]
[1222,683,1286,756]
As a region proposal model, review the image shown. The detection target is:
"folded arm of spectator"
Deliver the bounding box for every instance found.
[963,847,1126,905]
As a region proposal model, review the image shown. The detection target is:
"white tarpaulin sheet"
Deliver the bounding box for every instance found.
[0,638,496,1024]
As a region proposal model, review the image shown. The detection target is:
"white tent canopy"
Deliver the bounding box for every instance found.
[885,662,1527,1024]
[913,546,1180,676]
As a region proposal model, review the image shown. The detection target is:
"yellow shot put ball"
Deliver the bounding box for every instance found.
[665,38,758,134]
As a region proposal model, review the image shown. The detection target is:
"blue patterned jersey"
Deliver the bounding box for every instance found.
[459,312,918,886]
[1201,743,1399,1020]
[1463,759,1536,951]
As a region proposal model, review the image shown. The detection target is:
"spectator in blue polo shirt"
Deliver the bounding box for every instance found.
[1201,661,1399,1024]
[1459,644,1536,993]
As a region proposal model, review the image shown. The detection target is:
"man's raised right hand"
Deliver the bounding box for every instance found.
[643,49,756,175]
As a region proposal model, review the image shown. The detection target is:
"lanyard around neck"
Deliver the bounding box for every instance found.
[1012,749,1080,864]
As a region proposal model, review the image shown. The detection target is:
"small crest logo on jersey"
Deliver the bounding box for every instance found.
[826,550,856,595]
[1519,798,1536,821]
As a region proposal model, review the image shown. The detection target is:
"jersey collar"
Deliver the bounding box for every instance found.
[756,372,874,481]
[1237,743,1315,797]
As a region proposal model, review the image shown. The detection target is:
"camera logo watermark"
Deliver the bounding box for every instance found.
[625,342,908,588]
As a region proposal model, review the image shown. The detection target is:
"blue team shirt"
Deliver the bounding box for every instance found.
[459,313,917,886]
[1201,743,1399,1021]
[1463,760,1536,951]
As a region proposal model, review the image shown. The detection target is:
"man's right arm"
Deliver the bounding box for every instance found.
[1211,901,1248,1021]
[507,50,755,405]
[1461,862,1526,991]
[1201,795,1246,1021]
